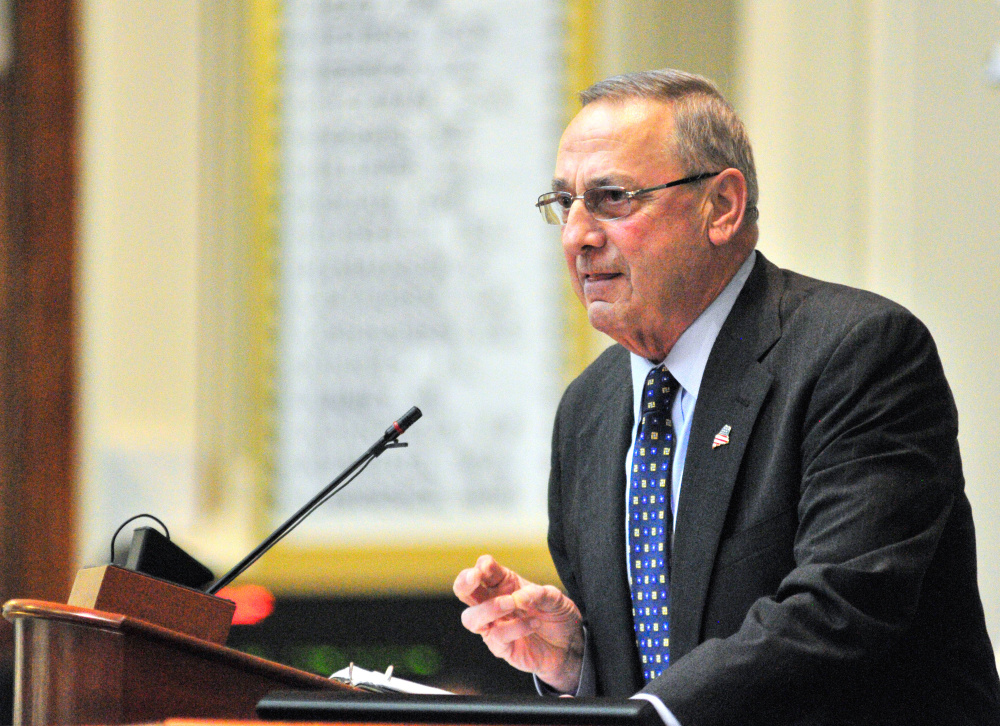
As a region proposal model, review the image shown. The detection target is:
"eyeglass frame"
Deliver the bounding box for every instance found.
[535,171,721,225]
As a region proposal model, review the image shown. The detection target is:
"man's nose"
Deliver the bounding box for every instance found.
[561,199,605,255]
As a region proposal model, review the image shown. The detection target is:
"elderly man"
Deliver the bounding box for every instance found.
[453,69,1000,725]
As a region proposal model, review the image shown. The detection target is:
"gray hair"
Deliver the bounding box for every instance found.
[580,69,759,226]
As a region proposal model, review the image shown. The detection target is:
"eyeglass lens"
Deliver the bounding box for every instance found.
[537,187,632,225]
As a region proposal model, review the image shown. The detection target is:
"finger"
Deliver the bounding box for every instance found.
[475,554,510,589]
[454,555,520,605]
[453,556,501,604]
[452,566,484,605]
[482,633,515,663]
[511,584,578,619]
[460,594,517,633]
[480,612,542,645]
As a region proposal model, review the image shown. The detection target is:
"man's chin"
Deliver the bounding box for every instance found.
[586,302,622,339]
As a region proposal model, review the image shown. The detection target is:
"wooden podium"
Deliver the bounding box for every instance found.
[3,568,350,725]
[3,569,648,726]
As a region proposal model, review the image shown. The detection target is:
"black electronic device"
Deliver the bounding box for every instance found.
[256,691,661,726]
[123,526,215,590]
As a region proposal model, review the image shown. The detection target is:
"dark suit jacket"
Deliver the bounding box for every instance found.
[548,253,1000,725]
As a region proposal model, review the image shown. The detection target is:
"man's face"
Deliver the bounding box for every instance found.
[554,98,725,360]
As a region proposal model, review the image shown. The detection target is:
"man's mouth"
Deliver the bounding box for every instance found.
[581,271,623,300]
[582,271,621,282]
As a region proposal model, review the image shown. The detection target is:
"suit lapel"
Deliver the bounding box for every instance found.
[573,349,646,690]
[576,360,632,590]
[670,255,782,659]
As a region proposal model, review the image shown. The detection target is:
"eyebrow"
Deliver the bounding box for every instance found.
[551,175,630,192]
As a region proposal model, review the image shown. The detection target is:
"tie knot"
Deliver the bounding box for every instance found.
[642,366,675,416]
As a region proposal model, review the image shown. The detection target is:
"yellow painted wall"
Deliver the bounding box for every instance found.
[77,1,202,553]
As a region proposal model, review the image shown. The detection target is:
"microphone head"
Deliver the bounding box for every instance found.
[385,406,422,441]
[397,406,422,432]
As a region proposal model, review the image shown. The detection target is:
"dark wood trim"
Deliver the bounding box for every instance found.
[0,0,22,658]
[0,0,77,656]
[4,599,347,724]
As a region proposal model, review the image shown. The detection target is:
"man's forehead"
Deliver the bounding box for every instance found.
[553,98,677,186]
[565,98,671,141]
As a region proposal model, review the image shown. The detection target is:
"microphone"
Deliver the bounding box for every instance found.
[383,406,421,444]
[206,406,422,595]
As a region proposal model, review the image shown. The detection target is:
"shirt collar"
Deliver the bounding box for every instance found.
[630,250,757,401]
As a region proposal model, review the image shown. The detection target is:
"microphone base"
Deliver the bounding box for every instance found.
[68,565,236,644]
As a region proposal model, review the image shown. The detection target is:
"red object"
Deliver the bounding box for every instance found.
[217,584,276,626]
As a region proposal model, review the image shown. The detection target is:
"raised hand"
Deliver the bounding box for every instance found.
[453,554,584,693]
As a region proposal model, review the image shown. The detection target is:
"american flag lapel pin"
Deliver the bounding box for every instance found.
[712,424,732,449]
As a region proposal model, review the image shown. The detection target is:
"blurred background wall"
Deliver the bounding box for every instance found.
[1,0,997,698]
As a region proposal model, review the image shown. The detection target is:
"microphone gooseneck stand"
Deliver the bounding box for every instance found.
[206,406,422,595]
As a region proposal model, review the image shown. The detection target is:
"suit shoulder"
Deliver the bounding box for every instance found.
[774,267,931,341]
[745,261,948,401]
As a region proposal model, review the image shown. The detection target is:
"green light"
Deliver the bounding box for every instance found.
[405,645,442,676]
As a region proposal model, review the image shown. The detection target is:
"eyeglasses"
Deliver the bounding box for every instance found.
[535,171,721,225]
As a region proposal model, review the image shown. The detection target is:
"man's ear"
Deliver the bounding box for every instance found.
[705,168,748,246]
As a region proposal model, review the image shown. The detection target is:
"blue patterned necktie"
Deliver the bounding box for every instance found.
[628,365,678,682]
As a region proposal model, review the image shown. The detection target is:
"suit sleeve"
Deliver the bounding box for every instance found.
[644,307,965,725]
